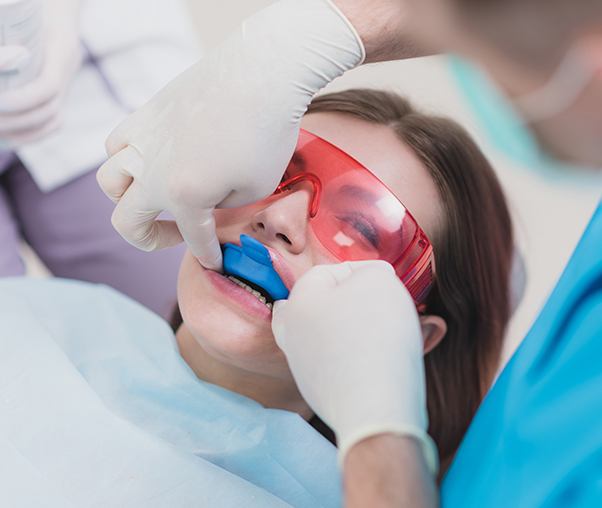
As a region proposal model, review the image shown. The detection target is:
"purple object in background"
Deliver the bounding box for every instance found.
[0,151,16,174]
[0,158,184,319]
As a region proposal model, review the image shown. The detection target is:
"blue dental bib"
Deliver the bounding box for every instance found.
[222,235,289,301]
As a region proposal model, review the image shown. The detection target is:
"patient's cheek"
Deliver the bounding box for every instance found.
[214,207,257,230]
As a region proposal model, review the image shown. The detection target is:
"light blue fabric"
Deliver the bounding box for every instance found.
[448,56,602,184]
[0,278,340,507]
[442,200,602,507]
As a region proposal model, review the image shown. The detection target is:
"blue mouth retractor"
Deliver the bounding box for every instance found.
[222,235,289,300]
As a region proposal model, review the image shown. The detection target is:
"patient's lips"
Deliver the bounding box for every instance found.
[204,232,302,323]
[221,235,292,301]
[207,270,273,321]
[263,246,296,292]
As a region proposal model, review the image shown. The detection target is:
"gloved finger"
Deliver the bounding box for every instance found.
[96,145,144,203]
[0,94,61,132]
[110,182,182,252]
[339,259,395,275]
[271,300,288,348]
[0,45,31,72]
[289,264,351,296]
[0,39,82,114]
[0,72,59,114]
[0,115,61,147]
[105,121,128,156]
[142,219,184,249]
[104,111,144,156]
[291,260,393,296]
[326,260,397,288]
[173,206,223,271]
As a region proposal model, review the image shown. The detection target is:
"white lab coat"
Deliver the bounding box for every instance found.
[16,0,201,192]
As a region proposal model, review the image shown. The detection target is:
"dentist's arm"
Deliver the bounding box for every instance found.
[272,261,439,508]
[334,0,431,62]
[345,435,437,508]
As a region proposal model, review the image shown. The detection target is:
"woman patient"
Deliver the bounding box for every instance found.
[0,89,513,507]
[174,88,513,471]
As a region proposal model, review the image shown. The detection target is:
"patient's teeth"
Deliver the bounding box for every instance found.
[227,274,273,307]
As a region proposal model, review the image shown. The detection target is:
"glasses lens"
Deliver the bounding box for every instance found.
[275,130,435,303]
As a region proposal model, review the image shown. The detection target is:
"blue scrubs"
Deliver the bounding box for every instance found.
[442,200,602,507]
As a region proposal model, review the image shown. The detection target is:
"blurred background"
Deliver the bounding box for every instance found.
[24,0,601,366]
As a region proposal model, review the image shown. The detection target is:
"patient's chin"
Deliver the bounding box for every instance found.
[199,328,292,379]
[183,312,292,379]
[178,287,290,379]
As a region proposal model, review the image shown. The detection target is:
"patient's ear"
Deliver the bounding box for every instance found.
[419,315,447,355]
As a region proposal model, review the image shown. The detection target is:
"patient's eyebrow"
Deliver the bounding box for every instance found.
[337,184,378,203]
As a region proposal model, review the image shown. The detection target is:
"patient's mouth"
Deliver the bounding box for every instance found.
[221,235,290,302]
[206,269,273,320]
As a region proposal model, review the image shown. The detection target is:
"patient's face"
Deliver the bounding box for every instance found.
[177,112,442,380]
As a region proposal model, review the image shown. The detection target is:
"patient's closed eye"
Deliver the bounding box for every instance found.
[336,213,380,248]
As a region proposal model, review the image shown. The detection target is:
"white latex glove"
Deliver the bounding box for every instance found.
[272,261,438,474]
[0,45,31,74]
[0,0,81,146]
[96,0,364,270]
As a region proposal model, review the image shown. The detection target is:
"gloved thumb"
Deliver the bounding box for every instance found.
[271,300,288,348]
[329,260,395,284]
[173,206,223,271]
[289,263,354,296]
[0,45,30,72]
[293,260,394,295]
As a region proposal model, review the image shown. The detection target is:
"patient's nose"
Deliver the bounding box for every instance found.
[251,191,311,254]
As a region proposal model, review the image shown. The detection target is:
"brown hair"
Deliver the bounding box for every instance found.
[307,89,513,474]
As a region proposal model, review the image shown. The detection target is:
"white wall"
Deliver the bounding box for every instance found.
[187,1,601,366]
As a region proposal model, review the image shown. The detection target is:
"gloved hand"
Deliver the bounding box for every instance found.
[272,260,438,474]
[0,45,31,74]
[0,0,81,146]
[96,0,364,270]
